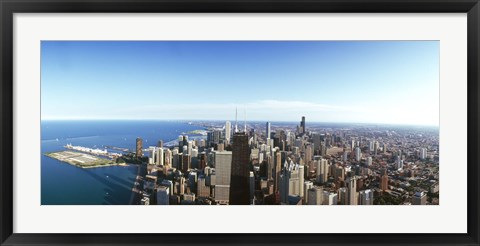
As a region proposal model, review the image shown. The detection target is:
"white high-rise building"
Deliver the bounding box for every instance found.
[316,158,329,184]
[156,147,164,166]
[225,121,231,143]
[366,156,372,167]
[213,151,232,204]
[396,157,404,170]
[355,147,362,162]
[420,148,427,160]
[187,141,193,156]
[298,165,305,197]
[148,146,157,165]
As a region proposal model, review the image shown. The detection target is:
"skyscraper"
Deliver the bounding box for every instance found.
[420,148,427,160]
[359,189,374,205]
[229,132,251,205]
[381,173,389,191]
[213,150,232,204]
[355,147,361,162]
[225,121,231,143]
[136,137,143,158]
[307,186,323,205]
[300,116,306,134]
[346,176,358,205]
[366,156,372,167]
[156,147,164,166]
[274,150,282,193]
[266,122,271,140]
[279,160,301,203]
[316,158,329,184]
[412,191,427,205]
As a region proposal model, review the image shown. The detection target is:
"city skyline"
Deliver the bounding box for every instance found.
[41,41,439,126]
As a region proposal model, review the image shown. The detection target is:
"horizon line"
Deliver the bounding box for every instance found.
[40,118,439,128]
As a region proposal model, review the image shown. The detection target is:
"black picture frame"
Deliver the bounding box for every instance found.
[1,0,479,245]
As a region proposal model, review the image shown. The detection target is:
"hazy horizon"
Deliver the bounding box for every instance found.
[40,118,439,128]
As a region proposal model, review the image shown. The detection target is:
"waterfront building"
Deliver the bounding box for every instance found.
[229,132,251,205]
[136,137,143,157]
[148,146,156,165]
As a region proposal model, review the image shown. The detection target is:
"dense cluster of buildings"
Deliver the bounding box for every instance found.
[135,116,439,205]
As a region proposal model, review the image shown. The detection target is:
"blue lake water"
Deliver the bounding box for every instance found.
[41,120,203,205]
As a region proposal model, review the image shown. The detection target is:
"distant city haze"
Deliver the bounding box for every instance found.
[41,41,439,126]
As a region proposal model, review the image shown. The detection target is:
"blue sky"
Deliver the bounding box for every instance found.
[41,41,439,126]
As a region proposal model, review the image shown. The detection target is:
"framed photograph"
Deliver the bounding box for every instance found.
[1,0,479,245]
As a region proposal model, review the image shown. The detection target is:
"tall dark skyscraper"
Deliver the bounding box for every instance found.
[301,116,306,134]
[229,132,251,205]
